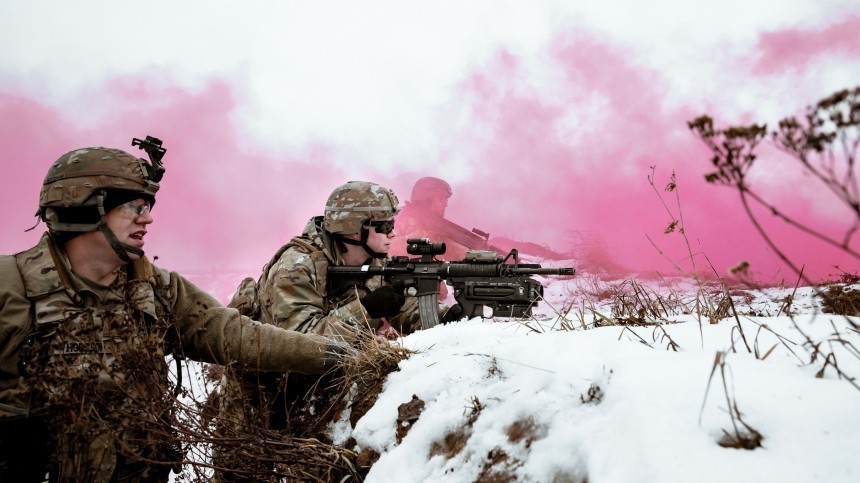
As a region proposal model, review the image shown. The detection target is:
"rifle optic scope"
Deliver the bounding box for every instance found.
[406,238,446,256]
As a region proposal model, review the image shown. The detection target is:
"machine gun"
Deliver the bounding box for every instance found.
[328,238,575,329]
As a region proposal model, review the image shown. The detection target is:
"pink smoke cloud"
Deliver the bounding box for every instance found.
[3,17,859,294]
[0,79,349,298]
[411,29,859,283]
[754,15,860,75]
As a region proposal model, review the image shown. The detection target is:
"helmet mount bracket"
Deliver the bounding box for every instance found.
[131,135,166,183]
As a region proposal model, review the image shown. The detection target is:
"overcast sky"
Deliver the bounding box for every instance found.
[2,0,859,281]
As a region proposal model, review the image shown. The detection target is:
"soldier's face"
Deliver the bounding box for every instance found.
[103,198,154,260]
[360,216,396,255]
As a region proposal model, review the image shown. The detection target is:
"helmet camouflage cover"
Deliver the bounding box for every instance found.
[38,147,161,234]
[39,147,160,211]
[324,181,400,235]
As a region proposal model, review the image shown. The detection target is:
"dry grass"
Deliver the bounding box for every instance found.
[701,351,764,450]
[428,396,483,460]
[819,284,860,316]
[335,332,415,426]
[474,415,550,483]
[179,330,414,482]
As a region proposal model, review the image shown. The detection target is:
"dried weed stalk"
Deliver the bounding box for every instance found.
[699,351,764,450]
[796,319,860,391]
[688,86,860,284]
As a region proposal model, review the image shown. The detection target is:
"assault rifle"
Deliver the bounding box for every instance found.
[328,238,575,329]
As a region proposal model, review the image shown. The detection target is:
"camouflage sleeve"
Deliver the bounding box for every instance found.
[0,255,32,380]
[153,265,337,374]
[262,248,369,345]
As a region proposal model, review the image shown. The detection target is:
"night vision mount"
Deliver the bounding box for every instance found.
[132,135,166,182]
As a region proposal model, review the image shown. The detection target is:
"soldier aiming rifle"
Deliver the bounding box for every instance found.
[330,238,575,329]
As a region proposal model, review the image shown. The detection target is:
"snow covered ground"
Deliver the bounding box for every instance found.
[337,276,860,482]
[179,269,860,482]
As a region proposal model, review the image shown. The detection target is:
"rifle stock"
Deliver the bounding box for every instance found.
[329,238,575,329]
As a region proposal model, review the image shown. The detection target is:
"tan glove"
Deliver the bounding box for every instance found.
[232,322,347,375]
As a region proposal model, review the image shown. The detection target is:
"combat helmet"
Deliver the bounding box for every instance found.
[324,181,399,258]
[37,136,166,261]
[410,176,452,203]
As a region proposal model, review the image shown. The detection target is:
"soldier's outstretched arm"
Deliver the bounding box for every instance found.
[156,266,342,375]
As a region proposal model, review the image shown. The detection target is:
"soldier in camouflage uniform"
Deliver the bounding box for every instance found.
[256,180,425,340]
[215,181,459,481]
[0,144,343,482]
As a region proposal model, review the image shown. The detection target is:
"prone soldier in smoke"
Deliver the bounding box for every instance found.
[391,176,484,261]
[0,138,344,482]
[391,177,571,262]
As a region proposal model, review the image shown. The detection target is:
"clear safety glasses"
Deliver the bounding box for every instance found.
[116,200,152,218]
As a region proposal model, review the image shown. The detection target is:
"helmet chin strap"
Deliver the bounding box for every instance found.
[97,222,144,263]
[338,229,387,259]
[94,193,144,263]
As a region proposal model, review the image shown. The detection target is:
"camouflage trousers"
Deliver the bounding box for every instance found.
[0,415,175,483]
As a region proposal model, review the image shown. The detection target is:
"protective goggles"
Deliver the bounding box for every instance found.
[116,199,152,218]
[365,219,395,234]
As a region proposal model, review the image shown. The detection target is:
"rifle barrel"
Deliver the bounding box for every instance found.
[329,264,574,278]
[510,267,575,276]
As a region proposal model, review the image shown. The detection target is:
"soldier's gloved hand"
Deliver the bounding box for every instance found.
[323,341,351,373]
[442,303,464,324]
[360,282,406,319]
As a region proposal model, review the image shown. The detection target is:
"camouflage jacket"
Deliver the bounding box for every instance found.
[257,216,422,344]
[0,233,337,419]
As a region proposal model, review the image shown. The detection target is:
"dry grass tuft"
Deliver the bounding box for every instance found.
[396,394,425,443]
[580,383,604,404]
[335,331,415,428]
[428,396,484,460]
[608,279,686,325]
[506,416,547,448]
[194,330,414,482]
[819,284,860,316]
[476,448,515,483]
[700,351,764,451]
[718,427,764,450]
